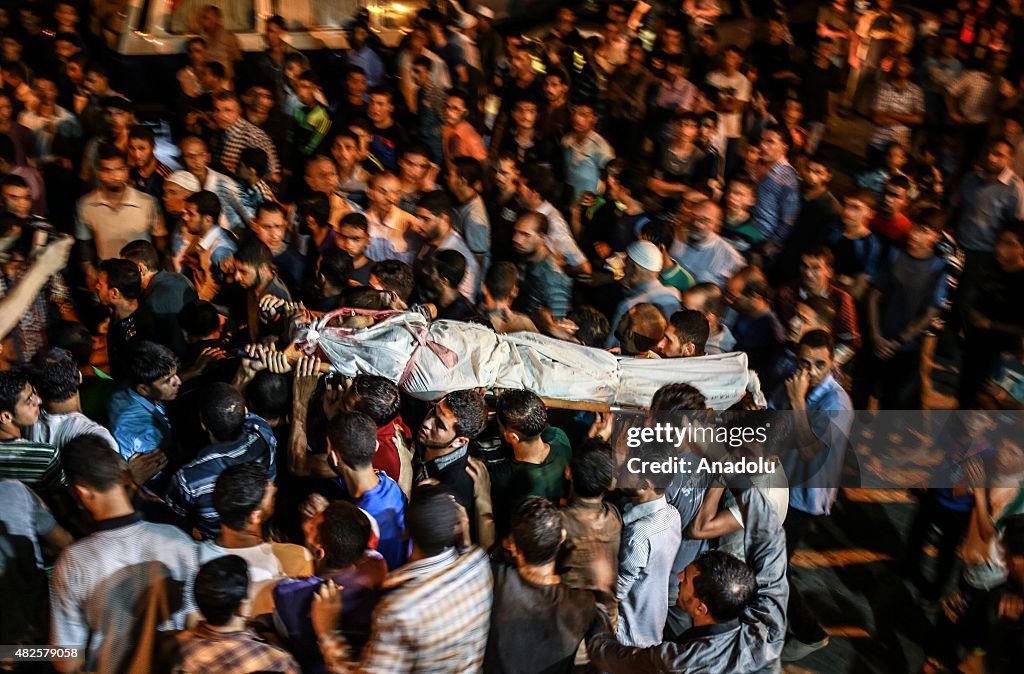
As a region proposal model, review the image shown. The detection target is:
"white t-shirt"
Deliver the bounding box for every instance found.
[705,70,751,139]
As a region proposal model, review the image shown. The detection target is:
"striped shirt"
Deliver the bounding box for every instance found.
[322,546,493,673]
[0,438,62,492]
[176,622,300,674]
[616,496,682,648]
[50,514,199,673]
[165,414,277,539]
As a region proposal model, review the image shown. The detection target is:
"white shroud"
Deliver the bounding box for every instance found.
[299,311,763,410]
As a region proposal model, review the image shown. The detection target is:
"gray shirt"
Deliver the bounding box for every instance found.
[669,234,744,288]
[454,195,491,278]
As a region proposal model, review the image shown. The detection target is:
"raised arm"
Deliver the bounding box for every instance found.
[289,356,337,478]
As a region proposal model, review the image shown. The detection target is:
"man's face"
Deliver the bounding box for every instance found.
[347,71,367,98]
[400,153,431,184]
[234,261,261,289]
[5,382,41,427]
[337,224,369,258]
[187,40,206,65]
[571,106,596,134]
[144,370,182,402]
[213,97,241,129]
[759,131,786,163]
[84,71,107,95]
[264,22,285,48]
[677,565,705,618]
[108,109,132,133]
[65,62,84,84]
[200,8,219,33]
[494,158,519,192]
[418,400,460,449]
[881,184,908,216]
[305,159,339,194]
[688,203,718,243]
[512,50,533,77]
[96,157,129,191]
[800,255,831,291]
[796,345,834,389]
[544,75,568,103]
[181,202,205,235]
[413,208,443,241]
[995,231,1024,269]
[254,212,287,250]
[842,197,872,228]
[801,161,830,190]
[295,79,317,106]
[655,326,692,358]
[2,185,32,218]
[986,142,1014,175]
[245,86,273,115]
[444,96,467,126]
[368,175,400,210]
[127,137,154,169]
[163,182,191,214]
[512,101,538,130]
[411,64,430,87]
[678,118,699,144]
[724,49,742,71]
[788,303,823,343]
[95,270,113,305]
[180,140,210,175]
[725,183,754,213]
[368,94,393,125]
[332,137,360,167]
[907,223,941,253]
[513,218,543,256]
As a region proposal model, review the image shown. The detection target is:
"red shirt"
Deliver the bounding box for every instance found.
[373,417,411,484]
[870,212,912,244]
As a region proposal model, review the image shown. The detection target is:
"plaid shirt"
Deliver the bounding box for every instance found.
[0,270,73,364]
[216,117,281,177]
[870,79,924,148]
[175,622,299,674]
[322,546,493,673]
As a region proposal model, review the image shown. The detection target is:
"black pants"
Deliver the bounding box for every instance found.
[853,346,923,410]
[903,491,972,601]
[926,577,1010,668]
[784,507,829,643]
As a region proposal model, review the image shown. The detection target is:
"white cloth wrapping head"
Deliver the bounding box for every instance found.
[304,311,763,409]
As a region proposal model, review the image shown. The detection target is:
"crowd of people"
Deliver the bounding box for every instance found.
[2,0,1024,672]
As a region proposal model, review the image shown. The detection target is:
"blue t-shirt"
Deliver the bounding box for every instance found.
[333,471,408,570]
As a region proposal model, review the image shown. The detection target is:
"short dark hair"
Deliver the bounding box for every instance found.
[650,383,708,412]
[213,463,270,530]
[327,411,378,469]
[452,157,484,189]
[367,85,395,103]
[668,310,710,354]
[416,190,453,219]
[433,249,467,288]
[496,389,547,441]
[443,389,487,440]
[127,124,155,145]
[320,501,372,568]
[99,258,142,301]
[201,383,247,441]
[407,483,461,556]
[691,550,757,622]
[370,260,415,302]
[254,200,286,222]
[567,306,610,347]
[798,329,835,354]
[799,295,836,329]
[511,497,563,565]
[0,369,29,416]
[641,219,675,250]
[339,211,369,232]
[761,123,790,148]
[29,347,79,403]
[802,245,834,268]
[349,375,400,426]
[234,237,274,270]
[571,440,616,498]
[245,371,290,420]
[62,434,128,492]
[298,69,320,87]
[193,555,249,626]
[484,261,519,301]
[179,301,221,339]
[299,192,331,229]
[518,211,549,236]
[186,189,222,222]
[121,341,178,388]
[120,240,160,273]
[239,147,269,176]
[319,248,354,289]
[519,163,557,202]
[266,14,286,30]
[203,60,226,79]
[49,321,94,367]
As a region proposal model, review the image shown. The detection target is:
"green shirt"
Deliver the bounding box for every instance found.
[660,261,696,293]
[490,426,573,535]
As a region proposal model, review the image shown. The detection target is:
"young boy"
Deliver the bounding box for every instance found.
[720,177,764,259]
[237,147,276,215]
[832,188,884,301]
[336,212,373,285]
[482,261,538,333]
[290,70,332,158]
